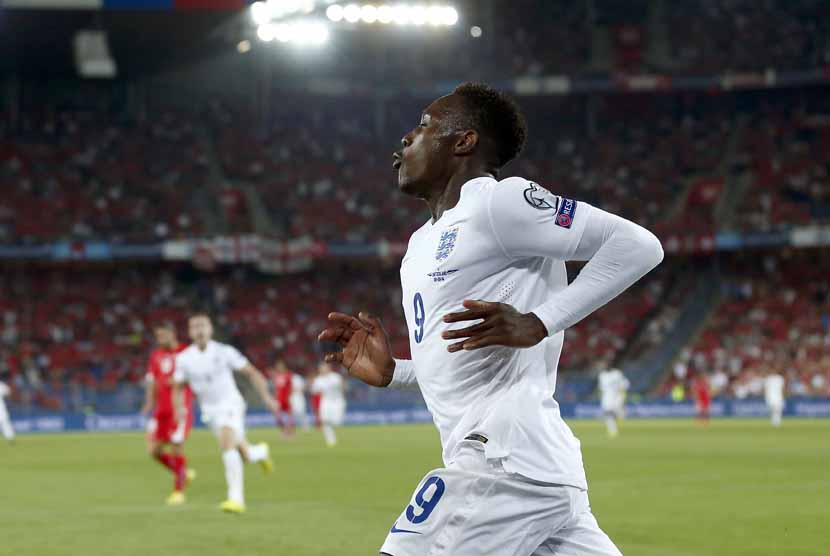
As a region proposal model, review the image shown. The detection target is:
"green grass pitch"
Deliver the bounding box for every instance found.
[1,419,827,556]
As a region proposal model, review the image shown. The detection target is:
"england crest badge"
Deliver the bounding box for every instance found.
[435,227,459,262]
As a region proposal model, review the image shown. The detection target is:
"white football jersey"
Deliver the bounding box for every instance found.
[0,381,9,398]
[312,373,345,402]
[764,374,785,404]
[598,369,629,409]
[174,340,248,414]
[291,374,306,396]
[399,176,600,488]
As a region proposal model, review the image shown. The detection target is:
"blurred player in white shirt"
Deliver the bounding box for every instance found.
[0,380,15,443]
[173,313,278,513]
[598,364,630,437]
[311,362,346,446]
[764,370,786,427]
[290,371,310,431]
[319,83,663,556]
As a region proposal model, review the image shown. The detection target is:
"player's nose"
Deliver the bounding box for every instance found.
[401,133,412,149]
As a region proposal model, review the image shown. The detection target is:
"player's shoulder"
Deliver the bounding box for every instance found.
[176,344,198,360]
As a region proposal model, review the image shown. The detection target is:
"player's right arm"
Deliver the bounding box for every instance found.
[442,179,664,351]
[318,312,418,390]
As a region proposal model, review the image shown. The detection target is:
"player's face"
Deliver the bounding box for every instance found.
[394,95,463,197]
[154,327,175,347]
[188,316,213,344]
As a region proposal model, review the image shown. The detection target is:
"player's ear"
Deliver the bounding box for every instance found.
[453,130,479,156]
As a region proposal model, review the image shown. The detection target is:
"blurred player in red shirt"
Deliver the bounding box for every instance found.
[692,372,711,424]
[141,321,194,505]
[272,359,295,436]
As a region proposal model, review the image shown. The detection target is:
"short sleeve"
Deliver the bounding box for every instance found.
[224,345,250,372]
[486,177,592,261]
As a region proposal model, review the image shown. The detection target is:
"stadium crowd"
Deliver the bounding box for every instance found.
[4,88,829,244]
[0,109,210,244]
[0,261,673,412]
[664,250,830,399]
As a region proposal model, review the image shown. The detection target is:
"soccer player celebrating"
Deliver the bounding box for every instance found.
[597,363,630,438]
[319,82,663,556]
[173,313,277,514]
[310,362,346,447]
[142,322,193,505]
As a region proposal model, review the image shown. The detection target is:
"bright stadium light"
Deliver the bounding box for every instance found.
[326,3,344,21]
[361,4,378,23]
[410,5,426,25]
[304,22,330,44]
[251,1,271,25]
[392,4,410,24]
[270,21,329,45]
[321,3,457,27]
[237,39,252,53]
[427,5,444,26]
[257,23,277,42]
[343,3,361,22]
[266,0,284,18]
[377,4,393,23]
[470,25,482,37]
[275,24,292,42]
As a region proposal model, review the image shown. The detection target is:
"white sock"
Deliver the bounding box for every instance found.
[222,449,244,504]
[605,416,618,436]
[247,443,268,463]
[771,409,782,427]
[322,424,337,446]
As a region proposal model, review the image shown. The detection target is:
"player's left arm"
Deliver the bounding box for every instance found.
[443,179,664,351]
[141,375,156,416]
[239,363,279,414]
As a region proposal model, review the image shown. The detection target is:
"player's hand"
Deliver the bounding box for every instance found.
[442,300,548,352]
[318,312,395,387]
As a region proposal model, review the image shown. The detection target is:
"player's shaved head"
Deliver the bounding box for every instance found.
[447,82,527,171]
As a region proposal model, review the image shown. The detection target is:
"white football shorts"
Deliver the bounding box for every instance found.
[203,403,246,442]
[320,398,345,426]
[380,440,622,556]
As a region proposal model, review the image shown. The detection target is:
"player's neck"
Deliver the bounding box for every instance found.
[196,340,209,351]
[426,166,493,222]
